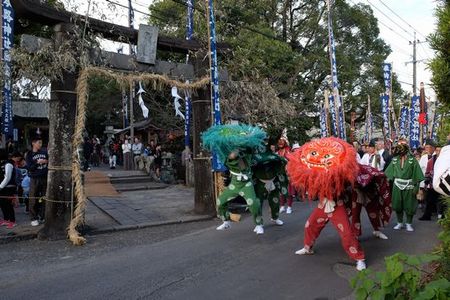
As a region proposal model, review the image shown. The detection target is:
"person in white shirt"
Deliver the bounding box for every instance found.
[360,139,385,171]
[434,144,450,196]
[122,139,132,170]
[419,139,436,175]
[376,139,391,171]
[132,137,143,170]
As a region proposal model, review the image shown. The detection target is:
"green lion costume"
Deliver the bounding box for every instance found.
[252,149,289,225]
[202,124,266,234]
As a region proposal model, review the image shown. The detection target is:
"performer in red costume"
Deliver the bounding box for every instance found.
[277,130,296,214]
[287,137,366,271]
[350,164,392,240]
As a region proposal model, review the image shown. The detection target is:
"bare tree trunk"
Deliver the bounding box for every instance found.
[38,23,78,240]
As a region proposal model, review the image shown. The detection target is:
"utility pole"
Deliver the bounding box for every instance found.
[406,32,426,96]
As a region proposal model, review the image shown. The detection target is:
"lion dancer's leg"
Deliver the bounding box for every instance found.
[279,179,294,213]
[329,205,365,263]
[241,181,264,234]
[365,200,388,239]
[268,189,283,225]
[215,183,239,230]
[351,191,363,237]
[296,204,366,271]
[298,207,328,253]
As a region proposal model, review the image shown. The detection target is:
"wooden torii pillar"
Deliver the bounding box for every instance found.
[12,0,229,239]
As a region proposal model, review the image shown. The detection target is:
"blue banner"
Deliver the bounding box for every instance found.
[184,0,194,148]
[337,103,346,140]
[380,94,390,139]
[186,0,194,40]
[319,104,327,138]
[431,112,440,141]
[208,0,225,171]
[382,63,392,92]
[399,106,409,138]
[327,2,346,140]
[327,5,339,90]
[329,95,338,137]
[410,96,420,149]
[2,0,14,136]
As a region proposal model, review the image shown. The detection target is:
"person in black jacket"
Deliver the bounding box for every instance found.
[26,137,48,227]
[0,149,17,229]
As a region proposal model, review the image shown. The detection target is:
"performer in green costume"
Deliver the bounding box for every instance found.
[252,148,288,227]
[384,143,424,232]
[202,124,266,234]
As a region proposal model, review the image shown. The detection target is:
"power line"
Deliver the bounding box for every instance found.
[366,0,413,38]
[348,0,411,43]
[105,0,152,18]
[378,0,428,40]
[376,16,412,43]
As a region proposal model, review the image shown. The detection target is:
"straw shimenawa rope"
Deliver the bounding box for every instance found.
[67,67,210,245]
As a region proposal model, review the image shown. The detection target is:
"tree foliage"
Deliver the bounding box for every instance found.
[429,0,450,107]
[147,0,404,139]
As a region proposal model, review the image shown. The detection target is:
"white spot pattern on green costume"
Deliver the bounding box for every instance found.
[247,198,253,205]
[229,184,235,190]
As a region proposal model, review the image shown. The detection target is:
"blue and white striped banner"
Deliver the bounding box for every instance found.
[2,0,14,136]
[208,0,221,126]
[337,103,346,140]
[329,95,338,137]
[410,96,420,149]
[208,0,225,171]
[382,63,392,92]
[327,1,346,140]
[399,106,409,138]
[364,111,373,143]
[319,104,327,137]
[431,112,440,141]
[184,0,194,148]
[380,94,390,139]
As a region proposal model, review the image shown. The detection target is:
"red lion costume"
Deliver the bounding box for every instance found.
[287,137,366,271]
[287,137,358,201]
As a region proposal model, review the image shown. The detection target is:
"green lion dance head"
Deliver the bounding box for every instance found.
[201,124,267,162]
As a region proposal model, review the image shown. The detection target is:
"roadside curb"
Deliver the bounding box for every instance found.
[0,215,215,244]
[86,215,215,236]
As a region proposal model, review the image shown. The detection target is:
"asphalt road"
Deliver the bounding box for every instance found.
[0,202,440,300]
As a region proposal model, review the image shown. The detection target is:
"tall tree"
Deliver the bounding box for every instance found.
[146,0,403,139]
[429,0,450,107]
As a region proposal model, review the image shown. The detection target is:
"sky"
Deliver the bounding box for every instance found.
[355,0,438,100]
[64,0,438,99]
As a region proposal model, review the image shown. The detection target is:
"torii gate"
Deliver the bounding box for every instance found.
[10,0,228,241]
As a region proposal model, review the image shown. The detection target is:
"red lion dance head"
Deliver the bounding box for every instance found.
[286,137,358,201]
